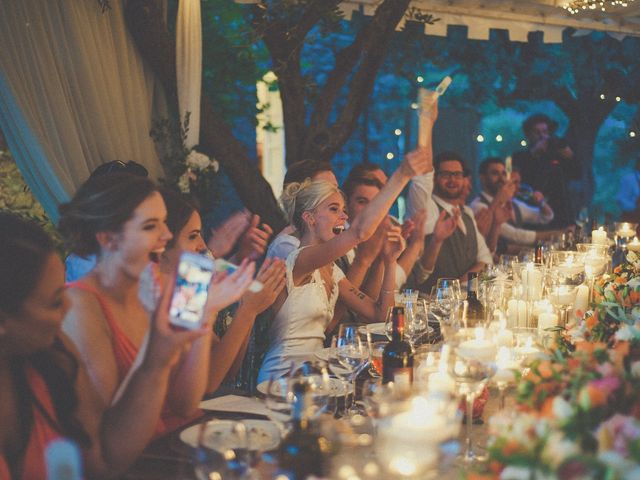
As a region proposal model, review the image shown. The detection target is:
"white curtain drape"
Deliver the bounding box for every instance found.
[0,0,165,221]
[176,0,202,149]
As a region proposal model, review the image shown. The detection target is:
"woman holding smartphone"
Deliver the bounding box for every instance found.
[0,213,210,478]
[59,174,255,435]
[158,188,285,393]
[257,149,431,382]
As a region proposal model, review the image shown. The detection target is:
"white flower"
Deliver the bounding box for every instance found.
[186,150,211,170]
[541,432,579,468]
[615,324,635,341]
[177,172,191,193]
[551,396,573,421]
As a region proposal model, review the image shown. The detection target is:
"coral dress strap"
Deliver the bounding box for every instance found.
[0,455,11,480]
[67,281,138,381]
[20,367,62,480]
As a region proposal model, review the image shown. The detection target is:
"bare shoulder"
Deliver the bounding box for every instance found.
[64,282,112,340]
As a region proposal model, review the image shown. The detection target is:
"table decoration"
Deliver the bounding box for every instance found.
[468,251,640,480]
[628,237,640,252]
[592,226,608,246]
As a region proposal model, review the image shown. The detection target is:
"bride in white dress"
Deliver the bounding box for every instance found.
[258,149,431,382]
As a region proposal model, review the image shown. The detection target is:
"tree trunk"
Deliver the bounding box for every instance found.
[124,0,287,233]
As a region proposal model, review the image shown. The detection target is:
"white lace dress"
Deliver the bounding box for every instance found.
[257,247,345,383]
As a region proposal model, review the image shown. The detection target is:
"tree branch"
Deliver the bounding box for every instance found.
[303,0,411,162]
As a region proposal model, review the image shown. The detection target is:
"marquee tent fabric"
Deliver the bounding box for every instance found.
[339,0,640,43]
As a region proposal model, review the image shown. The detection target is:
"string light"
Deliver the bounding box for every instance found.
[561,0,635,15]
[386,152,395,160]
[600,93,606,100]
[411,103,418,110]
[496,134,503,142]
[521,140,527,147]
[394,129,402,136]
[476,135,485,143]
[615,96,621,102]
[416,76,424,83]
[631,131,637,138]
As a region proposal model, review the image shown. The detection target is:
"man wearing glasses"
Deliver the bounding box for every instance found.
[406,151,493,292]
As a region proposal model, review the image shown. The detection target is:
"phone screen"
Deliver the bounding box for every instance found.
[169,253,214,329]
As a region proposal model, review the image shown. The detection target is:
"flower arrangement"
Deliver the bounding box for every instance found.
[472,253,640,480]
[150,114,221,210]
[481,343,640,479]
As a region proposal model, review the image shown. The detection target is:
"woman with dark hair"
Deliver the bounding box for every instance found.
[59,174,255,435]
[158,188,285,393]
[0,212,208,478]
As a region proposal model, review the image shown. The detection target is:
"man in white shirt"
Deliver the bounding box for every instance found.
[470,158,566,250]
[406,151,493,292]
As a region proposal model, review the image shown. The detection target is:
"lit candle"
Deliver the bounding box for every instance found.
[616,223,636,238]
[521,263,543,300]
[628,237,640,252]
[538,312,559,333]
[557,255,583,276]
[592,227,608,245]
[573,284,589,316]
[549,285,576,307]
[495,318,514,347]
[494,346,518,385]
[507,299,527,327]
[457,328,497,362]
[515,336,540,365]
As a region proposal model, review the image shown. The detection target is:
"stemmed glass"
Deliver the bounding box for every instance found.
[436,278,463,301]
[448,348,496,464]
[431,287,461,343]
[546,251,585,326]
[332,324,370,417]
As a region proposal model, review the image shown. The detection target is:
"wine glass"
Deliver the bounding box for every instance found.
[436,278,463,301]
[448,348,496,464]
[264,374,294,429]
[333,324,370,417]
[432,287,461,343]
[498,255,519,279]
[289,360,332,420]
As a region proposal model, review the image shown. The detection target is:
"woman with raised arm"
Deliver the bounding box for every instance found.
[0,213,212,479]
[257,150,431,382]
[158,189,285,393]
[59,174,255,435]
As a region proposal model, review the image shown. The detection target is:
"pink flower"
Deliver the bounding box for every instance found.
[597,414,640,456]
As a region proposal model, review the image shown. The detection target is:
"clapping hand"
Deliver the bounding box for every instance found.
[203,259,256,323]
[207,210,250,258]
[433,209,458,243]
[382,224,406,262]
[235,214,274,261]
[239,258,286,315]
[407,209,427,246]
[474,208,493,237]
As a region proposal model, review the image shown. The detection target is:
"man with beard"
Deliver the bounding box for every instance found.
[406,151,493,292]
[470,158,565,252]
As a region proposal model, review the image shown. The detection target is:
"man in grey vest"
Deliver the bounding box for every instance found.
[406,151,493,293]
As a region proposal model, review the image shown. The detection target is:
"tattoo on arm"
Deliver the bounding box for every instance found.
[348,286,366,300]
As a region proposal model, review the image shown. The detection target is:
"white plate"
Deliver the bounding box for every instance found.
[314,347,335,361]
[256,377,345,396]
[179,419,280,451]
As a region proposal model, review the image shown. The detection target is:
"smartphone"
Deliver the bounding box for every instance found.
[169,252,215,329]
[213,258,263,293]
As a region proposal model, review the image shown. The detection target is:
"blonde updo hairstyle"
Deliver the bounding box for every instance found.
[280,179,342,235]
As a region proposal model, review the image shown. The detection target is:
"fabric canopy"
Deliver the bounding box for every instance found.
[0,0,166,221]
[340,0,640,43]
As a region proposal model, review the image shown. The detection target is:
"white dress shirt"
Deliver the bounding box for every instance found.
[406,172,493,266]
[470,191,554,246]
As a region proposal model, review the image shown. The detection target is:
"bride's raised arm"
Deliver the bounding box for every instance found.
[289,148,431,283]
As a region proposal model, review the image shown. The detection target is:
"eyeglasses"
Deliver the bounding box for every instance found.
[436,170,464,180]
